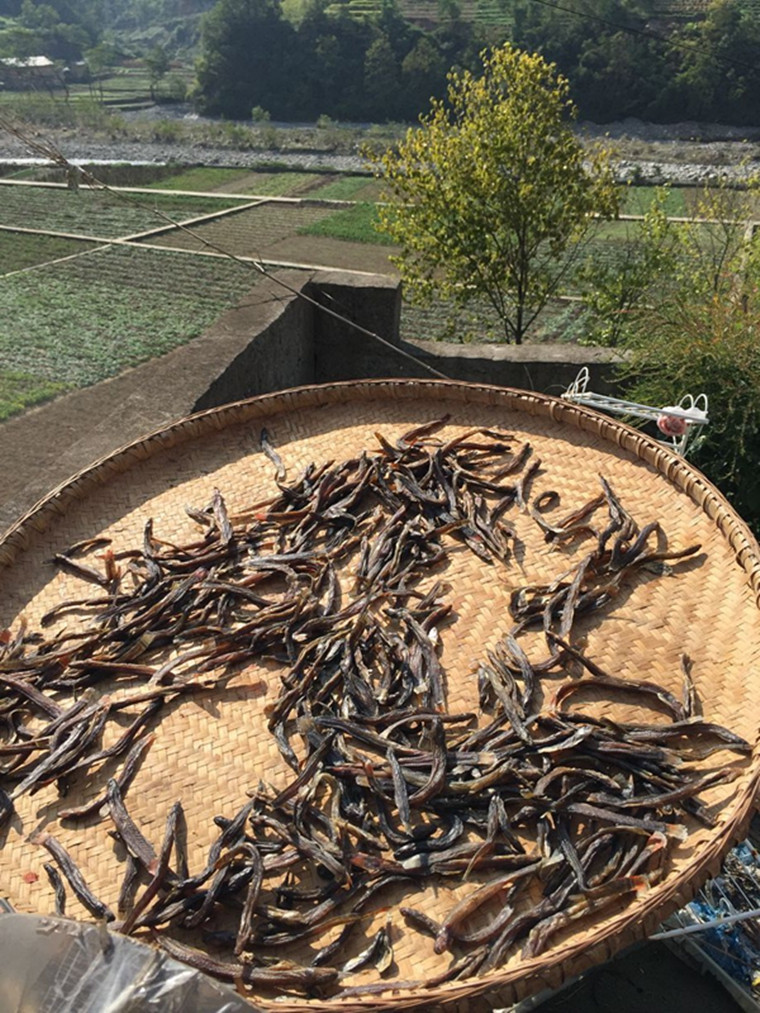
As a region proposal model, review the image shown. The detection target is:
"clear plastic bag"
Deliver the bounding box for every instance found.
[0,911,255,1013]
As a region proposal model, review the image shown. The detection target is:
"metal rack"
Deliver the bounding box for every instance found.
[562,367,709,458]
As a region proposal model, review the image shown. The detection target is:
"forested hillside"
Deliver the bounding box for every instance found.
[0,0,759,125]
[195,0,760,125]
[0,0,215,61]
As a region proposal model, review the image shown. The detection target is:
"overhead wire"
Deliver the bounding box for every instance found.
[0,113,451,382]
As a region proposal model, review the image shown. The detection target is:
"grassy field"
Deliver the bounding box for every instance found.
[298,202,394,244]
[0,245,259,396]
[308,174,384,201]
[621,185,691,216]
[0,184,244,239]
[151,203,337,256]
[147,167,318,196]
[0,231,98,274]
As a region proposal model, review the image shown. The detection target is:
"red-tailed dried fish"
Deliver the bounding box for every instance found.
[341,922,393,975]
[117,852,141,918]
[434,861,546,953]
[553,672,687,722]
[50,552,114,589]
[59,731,156,821]
[522,877,640,958]
[154,934,339,994]
[120,800,182,934]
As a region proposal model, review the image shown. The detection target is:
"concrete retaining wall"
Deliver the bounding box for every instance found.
[192,268,622,410]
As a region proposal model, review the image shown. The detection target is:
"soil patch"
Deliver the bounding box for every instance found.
[262,234,400,274]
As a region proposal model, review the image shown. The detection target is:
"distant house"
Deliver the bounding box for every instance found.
[0,56,62,91]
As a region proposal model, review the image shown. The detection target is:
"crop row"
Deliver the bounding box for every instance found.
[399,0,511,22]
[400,295,590,345]
[0,232,98,275]
[148,204,336,258]
[0,245,259,392]
[0,185,242,240]
[149,167,320,197]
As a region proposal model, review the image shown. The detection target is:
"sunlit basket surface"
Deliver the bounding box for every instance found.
[1,379,759,1013]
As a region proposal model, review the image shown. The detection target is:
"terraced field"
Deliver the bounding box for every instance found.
[0,184,244,239]
[0,245,259,389]
[0,171,732,425]
[146,203,337,257]
[148,167,319,196]
[0,232,99,275]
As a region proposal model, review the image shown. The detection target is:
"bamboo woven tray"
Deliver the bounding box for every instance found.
[1,378,760,1012]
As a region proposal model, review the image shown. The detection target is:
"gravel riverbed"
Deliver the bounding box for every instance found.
[2,113,760,184]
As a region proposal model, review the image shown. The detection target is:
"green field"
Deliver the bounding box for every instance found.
[0,231,98,274]
[148,167,317,196]
[0,184,243,239]
[621,185,691,216]
[0,172,745,423]
[307,174,383,201]
[298,202,395,244]
[0,371,73,422]
[151,203,336,256]
[0,246,259,397]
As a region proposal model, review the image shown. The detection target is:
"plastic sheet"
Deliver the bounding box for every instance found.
[0,911,256,1013]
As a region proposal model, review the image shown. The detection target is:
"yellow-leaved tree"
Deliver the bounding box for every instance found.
[367,43,619,344]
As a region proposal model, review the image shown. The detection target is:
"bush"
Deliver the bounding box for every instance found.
[618,286,760,534]
[610,178,760,534]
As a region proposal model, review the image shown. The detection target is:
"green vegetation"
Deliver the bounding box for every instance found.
[308,175,381,201]
[148,167,315,195]
[0,231,98,273]
[0,184,241,238]
[298,202,395,245]
[0,371,72,422]
[0,0,757,125]
[0,245,258,399]
[400,294,585,346]
[188,0,760,125]
[590,179,760,532]
[147,167,259,192]
[369,43,618,344]
[150,203,335,255]
[621,186,691,217]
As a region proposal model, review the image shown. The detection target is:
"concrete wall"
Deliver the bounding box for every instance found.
[194,271,314,413]
[193,268,622,410]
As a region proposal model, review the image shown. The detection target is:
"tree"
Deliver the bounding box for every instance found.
[144,43,170,100]
[195,0,296,119]
[401,36,445,119]
[363,33,401,120]
[368,43,619,344]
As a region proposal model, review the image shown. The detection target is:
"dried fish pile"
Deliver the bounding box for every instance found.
[0,417,751,1001]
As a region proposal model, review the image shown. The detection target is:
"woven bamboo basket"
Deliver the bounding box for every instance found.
[1,378,759,1013]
